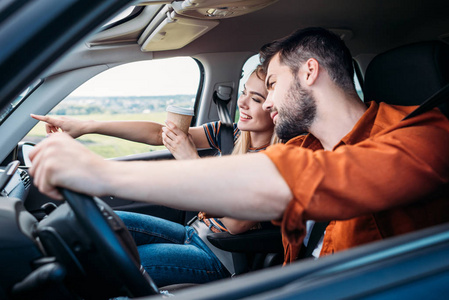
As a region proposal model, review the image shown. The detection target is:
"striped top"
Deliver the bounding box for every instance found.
[202,121,240,153]
[202,121,270,153]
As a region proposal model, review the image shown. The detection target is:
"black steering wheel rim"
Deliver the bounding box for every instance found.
[60,188,159,297]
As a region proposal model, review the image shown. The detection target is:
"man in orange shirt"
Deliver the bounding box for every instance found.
[29,27,449,264]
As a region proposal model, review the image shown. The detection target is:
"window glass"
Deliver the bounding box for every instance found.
[235,54,260,122]
[0,80,41,124]
[26,57,200,158]
[354,72,363,101]
[103,6,136,27]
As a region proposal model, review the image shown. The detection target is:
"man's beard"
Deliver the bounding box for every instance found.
[274,79,317,141]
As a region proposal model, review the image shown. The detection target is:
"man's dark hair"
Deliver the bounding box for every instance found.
[260,27,356,94]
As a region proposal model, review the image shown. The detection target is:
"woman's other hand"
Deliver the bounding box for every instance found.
[162,121,200,160]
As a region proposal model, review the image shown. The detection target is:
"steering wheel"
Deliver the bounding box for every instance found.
[60,188,159,297]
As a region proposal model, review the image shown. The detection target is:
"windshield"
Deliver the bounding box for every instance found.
[0,80,41,124]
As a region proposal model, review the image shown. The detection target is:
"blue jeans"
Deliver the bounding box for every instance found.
[115,211,230,287]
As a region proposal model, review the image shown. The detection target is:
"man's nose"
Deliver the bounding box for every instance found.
[263,94,273,111]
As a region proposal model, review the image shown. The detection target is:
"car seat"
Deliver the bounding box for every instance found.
[206,222,284,275]
[363,40,449,117]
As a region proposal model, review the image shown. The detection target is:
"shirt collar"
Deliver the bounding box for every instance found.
[336,101,377,148]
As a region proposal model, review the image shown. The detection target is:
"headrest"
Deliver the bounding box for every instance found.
[364,41,449,115]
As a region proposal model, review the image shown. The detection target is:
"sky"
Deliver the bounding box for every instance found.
[70,57,202,97]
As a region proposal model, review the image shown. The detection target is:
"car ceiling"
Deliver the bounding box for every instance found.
[83,0,449,61]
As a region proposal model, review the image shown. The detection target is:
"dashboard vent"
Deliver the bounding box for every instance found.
[19,169,31,189]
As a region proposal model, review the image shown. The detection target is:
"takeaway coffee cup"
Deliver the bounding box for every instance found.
[166,105,195,134]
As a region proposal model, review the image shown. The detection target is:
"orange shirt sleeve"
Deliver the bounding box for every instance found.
[263,109,449,249]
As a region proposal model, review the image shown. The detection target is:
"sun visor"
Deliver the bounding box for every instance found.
[139,6,218,52]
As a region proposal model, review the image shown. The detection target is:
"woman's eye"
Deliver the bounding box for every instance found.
[241,90,247,95]
[252,98,261,103]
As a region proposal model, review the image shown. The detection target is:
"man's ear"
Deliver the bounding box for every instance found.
[303,58,319,86]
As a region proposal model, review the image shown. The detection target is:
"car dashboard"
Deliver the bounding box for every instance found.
[0,167,42,299]
[0,166,31,200]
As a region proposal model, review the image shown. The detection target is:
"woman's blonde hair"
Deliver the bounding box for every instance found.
[231,65,280,155]
[231,131,280,155]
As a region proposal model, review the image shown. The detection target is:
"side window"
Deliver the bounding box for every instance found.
[235,54,260,122]
[26,57,200,158]
[354,72,363,100]
[353,59,364,101]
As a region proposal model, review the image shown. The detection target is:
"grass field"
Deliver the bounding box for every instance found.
[25,112,168,158]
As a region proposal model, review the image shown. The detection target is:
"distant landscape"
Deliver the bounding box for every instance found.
[51,95,196,115]
[26,95,196,158]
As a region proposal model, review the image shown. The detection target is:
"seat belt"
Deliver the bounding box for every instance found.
[213,85,234,155]
[402,83,449,120]
[303,221,329,258]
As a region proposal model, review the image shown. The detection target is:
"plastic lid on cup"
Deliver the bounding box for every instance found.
[166,105,195,116]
